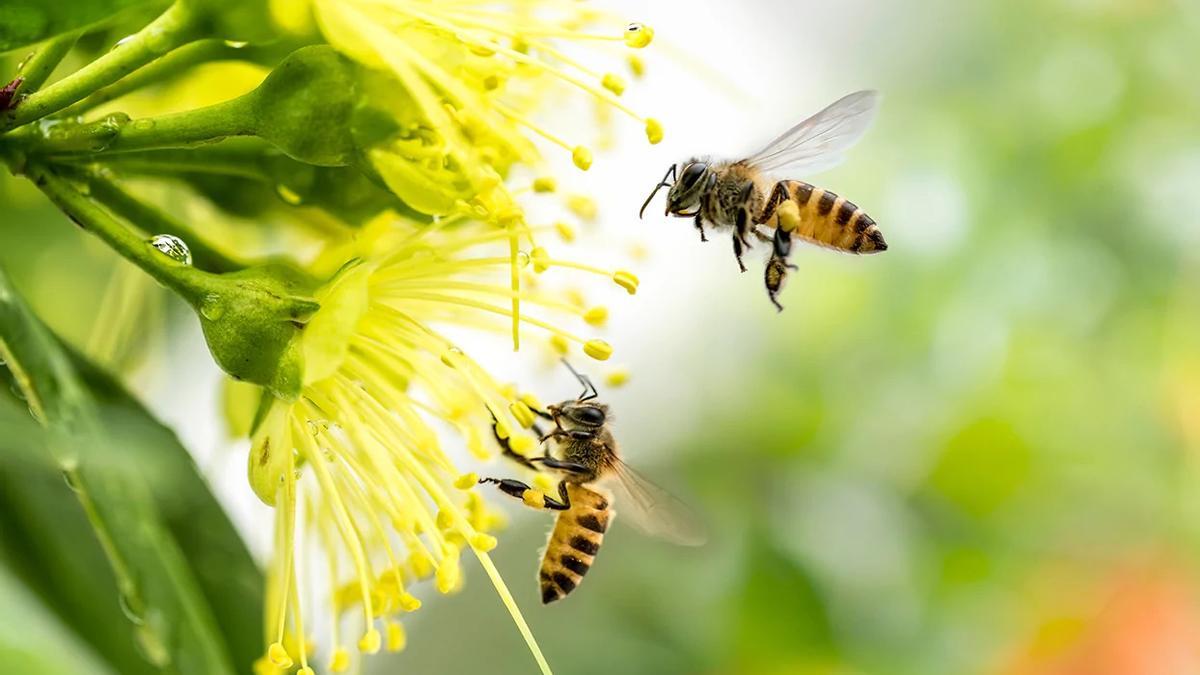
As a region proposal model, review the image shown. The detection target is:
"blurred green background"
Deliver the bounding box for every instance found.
[4,0,1200,674]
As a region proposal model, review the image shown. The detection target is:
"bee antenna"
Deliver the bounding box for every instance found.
[639,164,677,220]
[561,358,599,402]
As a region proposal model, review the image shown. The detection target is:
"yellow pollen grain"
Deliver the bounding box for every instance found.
[555,221,576,242]
[605,367,631,387]
[777,200,801,232]
[532,177,557,193]
[601,72,626,95]
[386,621,407,652]
[645,118,664,144]
[523,489,547,509]
[550,334,570,355]
[627,54,645,77]
[583,306,608,327]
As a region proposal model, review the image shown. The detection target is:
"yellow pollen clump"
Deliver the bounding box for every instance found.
[510,401,536,428]
[330,647,350,673]
[601,73,626,96]
[645,118,664,144]
[359,629,382,654]
[572,146,593,170]
[606,367,631,387]
[386,621,407,652]
[584,339,613,361]
[777,200,801,232]
[612,270,639,294]
[268,642,293,669]
[624,22,654,48]
[523,489,547,508]
[555,221,576,242]
[532,177,557,193]
[583,306,609,327]
[530,246,550,273]
[455,472,480,489]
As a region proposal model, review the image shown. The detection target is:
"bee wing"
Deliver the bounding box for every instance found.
[603,459,707,547]
[744,90,880,176]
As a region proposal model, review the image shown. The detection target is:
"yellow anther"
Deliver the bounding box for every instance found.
[330,647,350,673]
[436,509,455,531]
[584,339,613,361]
[397,592,422,612]
[627,54,645,77]
[523,488,547,508]
[531,246,550,273]
[436,556,461,594]
[532,474,556,492]
[520,392,545,411]
[777,200,801,232]
[298,668,315,675]
[612,270,639,294]
[624,22,654,48]
[408,550,434,579]
[252,656,278,675]
[645,118,664,144]
[268,642,293,669]
[550,334,570,355]
[606,367,631,387]
[467,427,489,459]
[567,195,598,221]
[572,146,593,170]
[454,472,479,489]
[555,221,577,242]
[471,532,498,551]
[601,72,626,95]
[494,419,512,440]
[510,401,536,428]
[510,434,536,454]
[358,629,381,654]
[533,176,557,193]
[386,621,407,652]
[583,306,609,327]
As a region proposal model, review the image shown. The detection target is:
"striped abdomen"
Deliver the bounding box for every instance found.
[539,483,611,604]
[763,180,886,253]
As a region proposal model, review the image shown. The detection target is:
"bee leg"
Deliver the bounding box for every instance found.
[758,181,792,223]
[478,477,571,511]
[751,226,773,244]
[772,226,793,259]
[693,213,708,242]
[731,234,748,273]
[491,416,538,470]
[530,457,591,475]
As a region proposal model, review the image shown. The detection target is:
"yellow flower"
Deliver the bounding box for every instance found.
[248,212,635,674]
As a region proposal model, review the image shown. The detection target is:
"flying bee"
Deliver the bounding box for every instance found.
[480,362,705,604]
[639,90,887,311]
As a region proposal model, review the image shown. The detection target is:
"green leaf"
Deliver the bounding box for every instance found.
[0,265,263,674]
[0,0,166,53]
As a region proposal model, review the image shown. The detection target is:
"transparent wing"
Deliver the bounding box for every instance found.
[745,90,880,176]
[603,459,707,546]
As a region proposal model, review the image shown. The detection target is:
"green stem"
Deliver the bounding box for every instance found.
[1,1,202,132]
[58,39,283,118]
[12,31,81,98]
[27,163,220,304]
[83,171,247,274]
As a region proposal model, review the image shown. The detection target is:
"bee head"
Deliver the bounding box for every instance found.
[639,160,709,219]
[551,401,609,429]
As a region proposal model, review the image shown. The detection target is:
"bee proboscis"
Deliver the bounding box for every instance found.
[480,362,704,603]
[640,90,887,310]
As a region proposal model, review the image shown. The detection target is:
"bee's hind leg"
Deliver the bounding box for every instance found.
[764,228,798,312]
[478,477,572,511]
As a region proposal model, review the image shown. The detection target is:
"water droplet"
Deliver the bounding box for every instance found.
[275,184,303,205]
[148,234,192,265]
[144,26,175,55]
[61,468,81,493]
[199,294,224,320]
[112,35,136,51]
[16,52,33,71]
[223,40,249,49]
[131,118,155,132]
[117,586,145,625]
[516,251,530,268]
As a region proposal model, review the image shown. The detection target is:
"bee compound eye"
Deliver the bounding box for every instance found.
[575,406,606,425]
[680,163,707,188]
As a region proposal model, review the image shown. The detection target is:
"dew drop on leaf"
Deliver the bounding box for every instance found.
[148,234,192,265]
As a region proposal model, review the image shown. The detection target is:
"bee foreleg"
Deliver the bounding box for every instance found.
[693,213,708,242]
[530,457,590,475]
[478,477,571,511]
